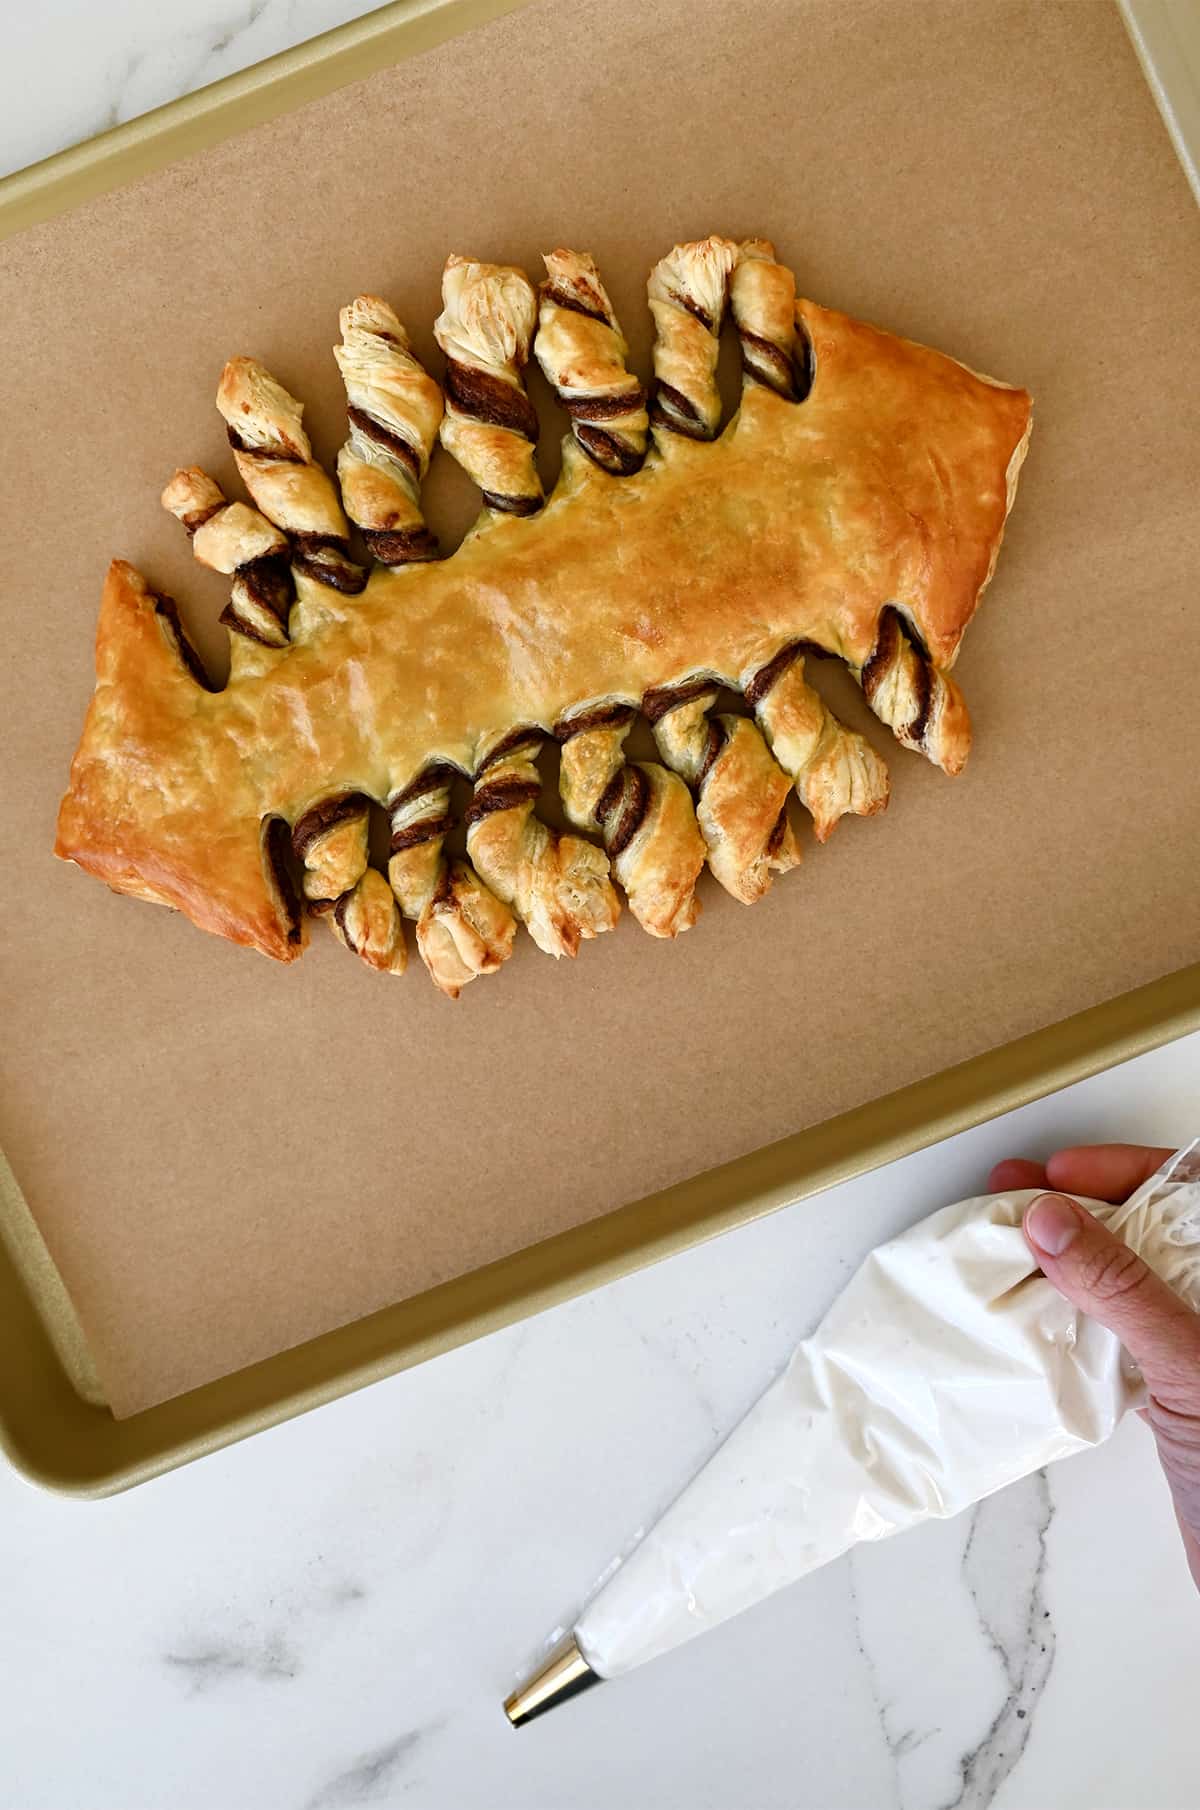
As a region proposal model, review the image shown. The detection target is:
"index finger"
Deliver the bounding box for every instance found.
[1044,1144,1175,1204]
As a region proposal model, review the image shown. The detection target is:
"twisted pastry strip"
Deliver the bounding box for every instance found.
[647,236,738,439]
[433,257,542,515]
[161,467,294,649]
[534,252,705,935]
[434,260,620,955]
[730,238,812,400]
[388,763,516,998]
[643,682,800,904]
[556,705,705,939]
[744,645,889,842]
[334,295,443,566]
[534,250,649,475]
[466,732,619,959]
[726,241,890,837]
[216,357,366,596]
[644,237,803,899]
[216,357,376,925]
[312,868,407,975]
[332,296,515,991]
[289,791,371,906]
[858,605,971,775]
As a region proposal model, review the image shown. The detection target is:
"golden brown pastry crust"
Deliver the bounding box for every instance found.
[434,257,542,514]
[557,711,706,937]
[536,249,649,475]
[161,466,295,653]
[56,249,1032,967]
[414,859,517,998]
[648,236,738,437]
[387,761,517,996]
[745,644,889,842]
[465,734,620,958]
[324,867,407,974]
[335,294,443,564]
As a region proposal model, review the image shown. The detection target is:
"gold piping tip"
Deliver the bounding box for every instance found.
[504,1634,599,1727]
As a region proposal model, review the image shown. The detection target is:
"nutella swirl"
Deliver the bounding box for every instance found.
[434,257,543,517]
[336,296,445,567]
[161,466,296,649]
[535,250,650,477]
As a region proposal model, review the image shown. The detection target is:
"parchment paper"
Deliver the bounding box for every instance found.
[1,0,1197,1416]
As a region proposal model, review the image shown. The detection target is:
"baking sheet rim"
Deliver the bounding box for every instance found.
[0,0,1195,1494]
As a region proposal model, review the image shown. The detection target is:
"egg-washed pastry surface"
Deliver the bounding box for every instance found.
[55,236,1032,997]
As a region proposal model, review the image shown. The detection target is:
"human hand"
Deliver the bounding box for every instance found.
[988,1144,1200,1592]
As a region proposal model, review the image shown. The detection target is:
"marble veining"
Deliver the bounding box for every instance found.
[164,1632,302,1689]
[847,1470,1061,1810]
[306,1725,445,1809]
[950,1473,1057,1809]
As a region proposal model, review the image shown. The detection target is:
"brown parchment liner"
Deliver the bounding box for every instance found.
[1,0,1198,1417]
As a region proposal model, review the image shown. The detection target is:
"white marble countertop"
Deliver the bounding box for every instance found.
[4,6,1200,1807]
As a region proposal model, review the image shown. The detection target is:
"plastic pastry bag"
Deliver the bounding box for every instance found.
[576,1142,1200,1678]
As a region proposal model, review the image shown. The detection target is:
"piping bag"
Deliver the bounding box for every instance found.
[505,1141,1200,1724]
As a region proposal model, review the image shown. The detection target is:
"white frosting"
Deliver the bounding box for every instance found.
[576,1149,1200,1679]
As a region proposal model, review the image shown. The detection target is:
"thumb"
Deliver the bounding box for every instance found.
[1024,1193,1200,1410]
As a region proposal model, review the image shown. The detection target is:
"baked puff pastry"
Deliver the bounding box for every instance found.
[55,234,1033,992]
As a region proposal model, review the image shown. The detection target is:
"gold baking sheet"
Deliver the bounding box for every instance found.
[1,0,1197,1490]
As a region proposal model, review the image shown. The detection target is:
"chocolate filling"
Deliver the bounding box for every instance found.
[792,324,814,402]
[477,727,544,773]
[389,761,461,809]
[154,595,216,691]
[541,285,611,326]
[239,554,294,624]
[262,818,303,945]
[676,292,715,333]
[332,889,358,949]
[738,330,799,402]
[182,501,225,535]
[463,777,542,825]
[599,766,650,858]
[481,490,542,517]
[696,719,726,791]
[290,532,342,552]
[649,381,704,430]
[291,547,368,595]
[554,703,637,741]
[906,650,933,745]
[573,425,645,476]
[862,607,932,744]
[389,813,453,853]
[430,864,455,908]
[346,405,420,478]
[227,427,301,463]
[649,398,712,441]
[291,792,370,861]
[860,607,900,705]
[766,806,790,860]
[561,387,647,422]
[744,643,804,707]
[897,608,930,663]
[444,361,539,442]
[219,601,286,648]
[641,676,716,724]
[594,769,625,827]
[363,527,439,566]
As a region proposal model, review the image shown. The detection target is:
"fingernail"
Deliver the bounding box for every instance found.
[1026,1192,1081,1256]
